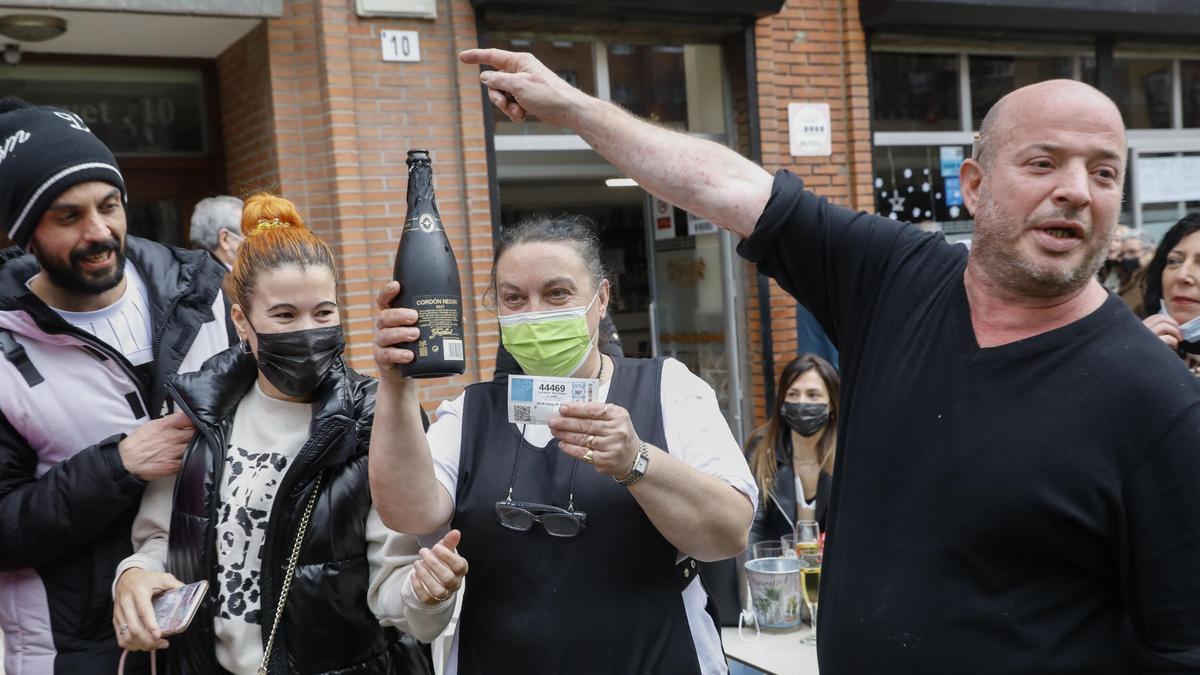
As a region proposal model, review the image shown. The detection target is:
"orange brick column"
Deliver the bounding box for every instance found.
[217,0,494,410]
[747,0,874,425]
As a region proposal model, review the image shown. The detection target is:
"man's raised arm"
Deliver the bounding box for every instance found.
[460,48,774,238]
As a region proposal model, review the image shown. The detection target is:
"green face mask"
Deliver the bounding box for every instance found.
[498,291,599,377]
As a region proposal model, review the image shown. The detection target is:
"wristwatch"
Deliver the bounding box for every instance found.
[615,441,650,486]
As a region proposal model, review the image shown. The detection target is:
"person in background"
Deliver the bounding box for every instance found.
[188,195,244,272]
[0,96,230,674]
[1141,213,1200,375]
[1113,230,1154,312]
[369,214,757,674]
[1098,225,1131,291]
[113,194,460,674]
[747,354,839,547]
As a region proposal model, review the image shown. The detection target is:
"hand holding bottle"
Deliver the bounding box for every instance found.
[374,281,421,381]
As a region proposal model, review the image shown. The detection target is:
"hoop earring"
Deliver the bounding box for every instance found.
[239,340,252,354]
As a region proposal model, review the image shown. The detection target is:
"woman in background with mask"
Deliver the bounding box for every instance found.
[746,354,839,548]
[368,214,758,675]
[112,194,463,674]
[1142,213,1200,376]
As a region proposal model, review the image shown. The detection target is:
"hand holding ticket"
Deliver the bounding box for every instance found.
[508,374,599,424]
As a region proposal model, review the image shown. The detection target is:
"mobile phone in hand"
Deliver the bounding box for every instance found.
[152,580,208,637]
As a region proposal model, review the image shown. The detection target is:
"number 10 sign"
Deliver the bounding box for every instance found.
[381,30,421,63]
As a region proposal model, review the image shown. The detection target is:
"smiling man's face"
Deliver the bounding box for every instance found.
[28,181,127,297]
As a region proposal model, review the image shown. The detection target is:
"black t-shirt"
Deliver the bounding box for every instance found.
[738,171,1200,673]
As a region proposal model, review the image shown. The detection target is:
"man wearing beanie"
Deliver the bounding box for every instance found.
[0,97,233,674]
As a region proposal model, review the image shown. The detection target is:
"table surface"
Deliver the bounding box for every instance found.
[722,626,820,675]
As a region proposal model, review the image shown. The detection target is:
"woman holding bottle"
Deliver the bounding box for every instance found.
[112,194,463,674]
[368,214,758,674]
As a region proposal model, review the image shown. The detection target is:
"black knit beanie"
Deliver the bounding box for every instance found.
[0,97,127,250]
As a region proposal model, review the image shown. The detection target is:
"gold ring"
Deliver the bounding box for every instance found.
[434,590,450,602]
[582,450,594,464]
[585,434,594,448]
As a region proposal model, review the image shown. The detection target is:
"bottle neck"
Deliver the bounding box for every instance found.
[406,162,439,217]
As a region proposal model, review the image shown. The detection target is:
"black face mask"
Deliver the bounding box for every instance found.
[1119,257,1141,274]
[780,402,829,437]
[249,324,345,397]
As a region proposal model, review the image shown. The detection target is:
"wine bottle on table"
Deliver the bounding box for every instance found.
[390,149,466,378]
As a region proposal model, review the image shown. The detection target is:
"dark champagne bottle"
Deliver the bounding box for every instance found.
[391,149,465,378]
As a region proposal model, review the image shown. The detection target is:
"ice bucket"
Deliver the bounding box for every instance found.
[744,556,802,632]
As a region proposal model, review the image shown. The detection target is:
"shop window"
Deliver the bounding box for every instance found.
[970,56,1073,127]
[0,64,208,154]
[1179,61,1200,128]
[608,44,688,129]
[872,145,972,226]
[489,39,597,134]
[1081,56,1098,87]
[870,53,961,132]
[1113,58,1173,129]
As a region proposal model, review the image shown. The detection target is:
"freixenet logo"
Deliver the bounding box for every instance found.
[0,130,31,166]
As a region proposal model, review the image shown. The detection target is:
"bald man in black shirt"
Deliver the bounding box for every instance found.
[462,48,1200,672]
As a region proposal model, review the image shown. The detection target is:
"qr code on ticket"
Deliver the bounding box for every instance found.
[513,405,533,422]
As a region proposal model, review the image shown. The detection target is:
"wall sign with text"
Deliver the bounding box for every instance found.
[788,102,832,157]
[381,30,421,63]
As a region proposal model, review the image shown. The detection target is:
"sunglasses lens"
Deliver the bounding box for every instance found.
[497,505,534,531]
[540,513,582,537]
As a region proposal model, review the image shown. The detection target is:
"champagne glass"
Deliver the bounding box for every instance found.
[800,553,821,646]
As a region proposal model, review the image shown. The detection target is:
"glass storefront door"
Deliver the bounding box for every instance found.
[489,33,749,438]
[643,196,748,441]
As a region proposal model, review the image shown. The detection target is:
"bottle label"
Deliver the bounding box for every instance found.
[404,213,443,233]
[413,295,464,361]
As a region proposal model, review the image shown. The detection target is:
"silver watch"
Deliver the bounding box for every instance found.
[615,441,649,486]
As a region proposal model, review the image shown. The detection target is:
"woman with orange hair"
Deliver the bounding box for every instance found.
[111,194,464,674]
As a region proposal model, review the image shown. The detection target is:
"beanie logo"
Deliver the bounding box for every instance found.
[52,111,91,133]
[0,130,30,167]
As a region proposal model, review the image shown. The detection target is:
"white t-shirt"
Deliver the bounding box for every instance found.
[48,261,154,366]
[796,476,817,510]
[117,383,455,674]
[425,357,758,675]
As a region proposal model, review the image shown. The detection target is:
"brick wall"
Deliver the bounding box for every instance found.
[217,0,493,409]
[216,22,280,197]
[215,0,873,419]
[748,0,873,424]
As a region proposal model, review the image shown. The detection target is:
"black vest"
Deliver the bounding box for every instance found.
[163,348,432,675]
[452,357,706,674]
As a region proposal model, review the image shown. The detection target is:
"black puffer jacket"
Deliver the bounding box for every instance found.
[163,346,433,675]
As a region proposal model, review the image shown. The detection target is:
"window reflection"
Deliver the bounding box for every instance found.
[1179,61,1200,128]
[607,44,688,129]
[871,53,961,132]
[1113,58,1173,129]
[488,39,596,134]
[969,56,1073,127]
